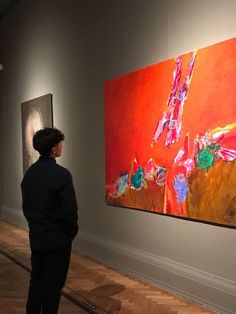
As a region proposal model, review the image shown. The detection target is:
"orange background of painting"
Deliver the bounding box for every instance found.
[105,38,236,185]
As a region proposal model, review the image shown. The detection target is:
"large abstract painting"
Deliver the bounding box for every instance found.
[21,94,53,173]
[105,38,236,227]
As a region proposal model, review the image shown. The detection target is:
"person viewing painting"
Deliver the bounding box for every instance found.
[21,127,79,314]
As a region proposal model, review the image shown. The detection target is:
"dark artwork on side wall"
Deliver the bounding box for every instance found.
[105,38,236,228]
[21,94,53,173]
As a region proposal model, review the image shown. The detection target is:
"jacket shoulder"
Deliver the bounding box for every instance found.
[54,163,72,176]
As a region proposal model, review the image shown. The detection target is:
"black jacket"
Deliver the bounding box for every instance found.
[21,156,78,250]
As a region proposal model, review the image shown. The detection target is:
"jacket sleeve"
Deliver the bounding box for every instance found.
[54,171,79,240]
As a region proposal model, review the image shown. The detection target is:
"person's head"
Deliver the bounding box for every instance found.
[33,127,65,158]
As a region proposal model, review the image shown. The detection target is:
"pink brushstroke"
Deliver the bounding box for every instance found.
[153,52,197,147]
[217,148,236,161]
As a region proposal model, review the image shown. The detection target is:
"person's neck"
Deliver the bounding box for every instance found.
[40,155,55,160]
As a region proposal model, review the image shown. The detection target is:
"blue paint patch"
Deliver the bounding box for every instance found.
[131,166,145,189]
[174,174,188,203]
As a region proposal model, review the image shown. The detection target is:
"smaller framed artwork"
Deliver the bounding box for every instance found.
[21,93,53,173]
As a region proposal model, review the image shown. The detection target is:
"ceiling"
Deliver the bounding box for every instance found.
[0,0,22,22]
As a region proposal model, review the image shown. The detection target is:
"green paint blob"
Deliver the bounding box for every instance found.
[197,147,215,170]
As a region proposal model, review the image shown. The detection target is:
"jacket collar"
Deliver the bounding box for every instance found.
[39,156,56,163]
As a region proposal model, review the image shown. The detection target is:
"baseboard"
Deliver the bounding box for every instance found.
[75,231,236,314]
[1,205,28,230]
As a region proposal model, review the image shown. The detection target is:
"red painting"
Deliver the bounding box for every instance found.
[104,38,236,227]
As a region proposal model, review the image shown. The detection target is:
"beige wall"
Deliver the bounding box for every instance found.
[0,1,236,313]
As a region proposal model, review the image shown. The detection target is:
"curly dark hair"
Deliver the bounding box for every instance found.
[33,128,65,157]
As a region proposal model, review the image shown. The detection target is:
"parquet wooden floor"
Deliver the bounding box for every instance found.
[0,219,217,314]
[0,252,86,313]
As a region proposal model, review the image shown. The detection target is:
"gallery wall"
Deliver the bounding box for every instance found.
[0,0,236,313]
